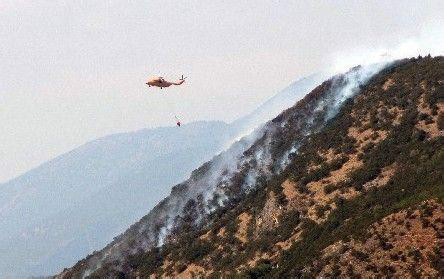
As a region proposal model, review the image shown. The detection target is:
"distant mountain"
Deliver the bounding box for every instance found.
[0,121,233,277]
[232,73,329,134]
[0,74,323,278]
[55,56,444,279]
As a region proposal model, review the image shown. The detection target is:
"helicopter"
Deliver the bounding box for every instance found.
[144,74,187,127]
[146,75,186,89]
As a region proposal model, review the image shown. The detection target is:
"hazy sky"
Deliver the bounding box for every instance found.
[1,0,443,182]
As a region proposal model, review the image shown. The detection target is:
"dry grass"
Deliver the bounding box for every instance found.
[275,228,303,251]
[417,96,444,138]
[382,78,395,91]
[235,212,252,243]
[257,191,281,230]
[246,252,272,268]
[306,154,362,223]
[217,227,226,238]
[199,230,211,241]
[363,163,397,190]
[282,179,298,201]
[316,200,443,279]
[175,263,206,279]
[349,126,387,153]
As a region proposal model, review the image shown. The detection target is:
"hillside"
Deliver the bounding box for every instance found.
[0,121,232,276]
[56,56,444,279]
[0,74,323,278]
[230,73,329,135]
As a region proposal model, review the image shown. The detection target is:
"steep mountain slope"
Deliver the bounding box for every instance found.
[0,75,323,278]
[231,73,329,137]
[55,57,389,278]
[0,121,232,276]
[56,56,444,279]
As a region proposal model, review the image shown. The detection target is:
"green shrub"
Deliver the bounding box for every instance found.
[437,112,444,130]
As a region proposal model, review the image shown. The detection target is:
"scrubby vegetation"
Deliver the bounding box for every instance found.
[57,56,444,279]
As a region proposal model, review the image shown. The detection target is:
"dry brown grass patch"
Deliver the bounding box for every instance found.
[417,96,444,138]
[275,227,303,250]
[306,154,362,222]
[175,263,206,279]
[364,163,397,190]
[316,200,443,279]
[235,212,252,243]
[217,227,226,238]
[256,191,281,230]
[382,78,394,91]
[281,179,298,201]
[318,148,339,164]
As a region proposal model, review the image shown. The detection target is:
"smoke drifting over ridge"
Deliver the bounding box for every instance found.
[63,60,394,278]
[331,19,444,74]
[148,62,391,246]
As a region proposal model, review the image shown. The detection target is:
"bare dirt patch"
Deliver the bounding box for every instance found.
[306,154,362,222]
[389,106,403,125]
[318,148,339,164]
[282,179,298,201]
[382,78,394,91]
[175,263,206,279]
[200,230,211,241]
[417,96,444,138]
[316,200,443,279]
[236,212,252,243]
[364,163,397,190]
[276,228,302,250]
[348,127,387,153]
[217,227,226,238]
[257,191,281,230]
[246,252,272,268]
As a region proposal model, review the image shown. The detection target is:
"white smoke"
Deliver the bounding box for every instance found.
[155,60,391,246]
[327,62,389,120]
[331,19,444,74]
[280,61,391,169]
[127,56,398,251]
[69,54,400,279]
